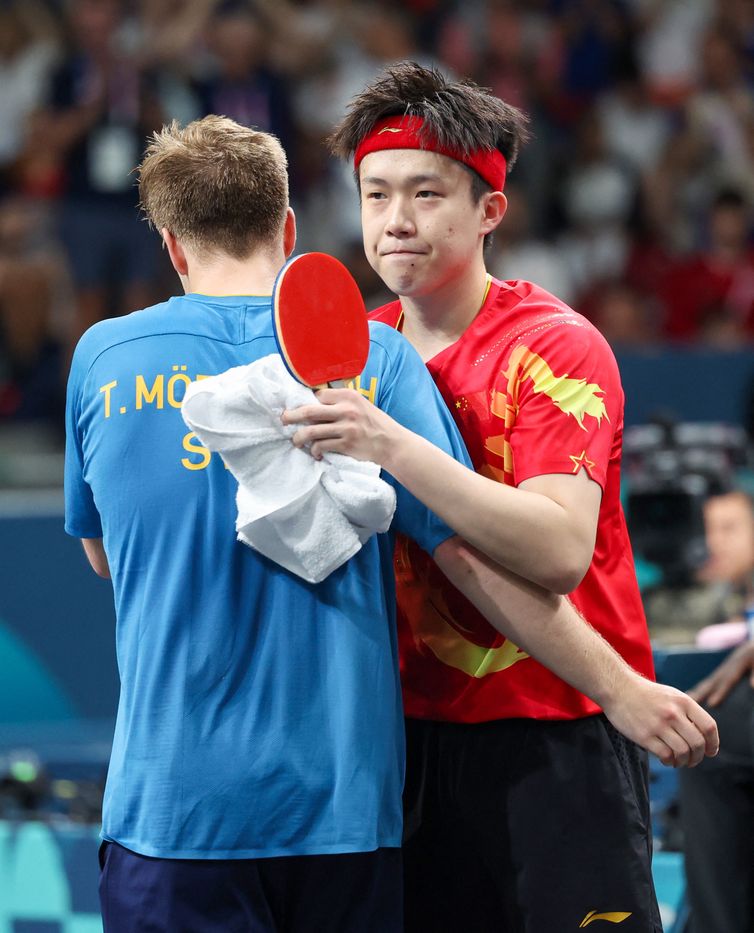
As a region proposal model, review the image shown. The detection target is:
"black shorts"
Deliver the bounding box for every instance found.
[98,840,401,932]
[403,715,662,933]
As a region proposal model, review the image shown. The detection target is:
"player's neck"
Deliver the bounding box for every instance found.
[183,249,286,298]
[399,267,490,363]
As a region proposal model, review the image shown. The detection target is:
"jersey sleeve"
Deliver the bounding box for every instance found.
[367,323,472,555]
[505,320,623,490]
[64,337,103,539]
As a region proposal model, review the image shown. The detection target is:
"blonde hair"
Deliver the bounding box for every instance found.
[137,116,289,259]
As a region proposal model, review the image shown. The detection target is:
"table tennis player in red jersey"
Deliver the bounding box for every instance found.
[283,63,714,932]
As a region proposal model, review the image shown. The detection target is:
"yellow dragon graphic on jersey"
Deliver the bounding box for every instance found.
[412,345,610,678]
[503,345,609,430]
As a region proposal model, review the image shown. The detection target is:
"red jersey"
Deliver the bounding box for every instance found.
[371,278,655,722]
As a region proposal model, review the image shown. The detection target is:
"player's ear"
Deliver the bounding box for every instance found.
[283,208,297,258]
[481,192,507,236]
[162,228,189,276]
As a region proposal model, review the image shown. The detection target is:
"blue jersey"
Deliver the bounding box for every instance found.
[64,293,470,859]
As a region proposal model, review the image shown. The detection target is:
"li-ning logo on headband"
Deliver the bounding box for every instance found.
[377,127,403,135]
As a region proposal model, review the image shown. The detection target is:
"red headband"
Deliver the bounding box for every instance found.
[353,115,507,191]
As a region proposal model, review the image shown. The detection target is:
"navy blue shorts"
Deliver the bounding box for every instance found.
[98,840,401,932]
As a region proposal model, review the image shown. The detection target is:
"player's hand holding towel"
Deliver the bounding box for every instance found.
[181,354,396,583]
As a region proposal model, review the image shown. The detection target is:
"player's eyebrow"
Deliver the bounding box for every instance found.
[361,173,445,186]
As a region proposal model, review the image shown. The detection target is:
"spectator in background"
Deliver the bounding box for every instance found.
[687,28,754,186]
[679,489,754,933]
[127,0,219,72]
[696,488,754,635]
[0,257,62,427]
[681,639,754,933]
[716,0,754,79]
[552,0,633,122]
[0,1,60,197]
[641,114,718,257]
[659,188,754,342]
[0,198,68,428]
[632,0,714,106]
[479,0,532,110]
[121,0,223,126]
[583,280,658,347]
[41,0,165,348]
[644,486,754,642]
[193,4,293,152]
[597,59,672,180]
[558,110,637,301]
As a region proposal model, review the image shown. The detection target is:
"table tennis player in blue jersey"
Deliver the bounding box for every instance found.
[65,117,702,933]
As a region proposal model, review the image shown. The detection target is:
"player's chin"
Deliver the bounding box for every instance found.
[377,265,423,296]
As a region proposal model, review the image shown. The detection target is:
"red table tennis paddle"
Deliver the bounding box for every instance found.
[272,252,370,389]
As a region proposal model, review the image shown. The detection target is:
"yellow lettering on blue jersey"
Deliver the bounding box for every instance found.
[135,374,164,410]
[99,380,118,418]
[167,372,192,408]
[181,432,211,471]
[349,375,378,405]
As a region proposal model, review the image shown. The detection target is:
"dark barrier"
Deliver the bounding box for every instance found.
[616,347,754,429]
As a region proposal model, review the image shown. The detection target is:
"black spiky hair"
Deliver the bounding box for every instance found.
[329,61,530,169]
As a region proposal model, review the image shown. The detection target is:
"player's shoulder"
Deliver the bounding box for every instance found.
[366,319,417,362]
[493,278,580,325]
[495,278,615,358]
[71,299,175,373]
[363,320,429,392]
[367,318,402,343]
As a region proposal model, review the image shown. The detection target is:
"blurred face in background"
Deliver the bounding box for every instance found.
[710,200,749,253]
[70,0,120,54]
[699,491,754,586]
[701,32,743,91]
[210,13,264,80]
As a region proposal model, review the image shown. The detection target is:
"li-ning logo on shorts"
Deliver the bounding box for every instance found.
[579,911,632,927]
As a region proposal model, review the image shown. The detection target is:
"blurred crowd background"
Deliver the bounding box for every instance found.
[1,0,753,453]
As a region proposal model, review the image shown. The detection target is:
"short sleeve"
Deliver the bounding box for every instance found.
[368,324,472,555]
[64,340,102,539]
[506,320,622,490]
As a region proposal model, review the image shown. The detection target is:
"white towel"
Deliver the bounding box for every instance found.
[181,354,396,583]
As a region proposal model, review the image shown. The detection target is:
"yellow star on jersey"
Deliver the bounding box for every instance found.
[569,450,595,474]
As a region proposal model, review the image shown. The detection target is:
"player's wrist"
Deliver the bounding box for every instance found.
[590,655,637,712]
[378,420,421,476]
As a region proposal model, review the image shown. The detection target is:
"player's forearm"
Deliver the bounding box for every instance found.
[82,537,111,579]
[385,425,589,593]
[433,536,626,709]
[434,537,720,767]
[284,390,590,591]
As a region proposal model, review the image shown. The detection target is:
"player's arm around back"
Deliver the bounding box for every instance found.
[284,387,600,593]
[434,536,719,768]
